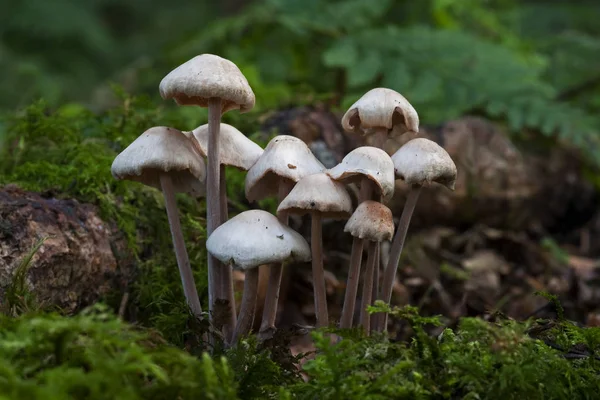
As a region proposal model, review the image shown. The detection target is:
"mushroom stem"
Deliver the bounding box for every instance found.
[206,97,222,323]
[360,241,378,334]
[160,173,203,317]
[371,244,380,332]
[372,128,387,149]
[232,267,259,344]
[219,165,237,342]
[259,181,294,339]
[311,214,329,328]
[377,185,422,332]
[339,236,364,329]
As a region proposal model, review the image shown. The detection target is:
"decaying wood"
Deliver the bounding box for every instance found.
[0,185,133,312]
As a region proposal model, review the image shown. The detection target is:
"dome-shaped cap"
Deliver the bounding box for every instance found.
[277,173,352,219]
[111,126,206,196]
[326,146,395,201]
[187,123,263,171]
[245,135,325,202]
[391,138,457,190]
[206,209,311,270]
[159,54,255,114]
[344,200,394,242]
[342,88,419,135]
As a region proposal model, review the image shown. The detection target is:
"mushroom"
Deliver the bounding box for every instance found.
[111,126,205,317]
[341,87,419,148]
[188,123,264,339]
[341,201,394,333]
[327,146,394,325]
[377,138,457,332]
[277,173,352,328]
[244,135,325,337]
[206,210,311,344]
[327,146,395,203]
[160,54,255,322]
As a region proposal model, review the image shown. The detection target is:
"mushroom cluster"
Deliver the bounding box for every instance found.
[111,53,458,346]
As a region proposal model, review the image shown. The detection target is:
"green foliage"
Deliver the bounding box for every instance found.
[0,305,238,400]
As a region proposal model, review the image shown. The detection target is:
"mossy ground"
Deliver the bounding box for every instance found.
[0,96,599,399]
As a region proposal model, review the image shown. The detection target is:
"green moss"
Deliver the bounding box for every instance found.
[0,305,239,400]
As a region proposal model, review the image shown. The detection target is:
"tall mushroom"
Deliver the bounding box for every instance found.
[327,146,394,329]
[277,172,353,328]
[188,123,264,339]
[245,135,325,337]
[340,201,394,332]
[206,210,311,344]
[111,126,205,317]
[160,54,255,323]
[377,138,457,332]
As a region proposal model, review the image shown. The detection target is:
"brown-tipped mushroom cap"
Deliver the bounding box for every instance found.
[326,146,395,201]
[344,200,394,242]
[188,123,263,170]
[206,209,311,270]
[111,126,206,196]
[342,88,419,135]
[159,54,255,114]
[391,138,457,190]
[277,173,353,219]
[245,135,325,202]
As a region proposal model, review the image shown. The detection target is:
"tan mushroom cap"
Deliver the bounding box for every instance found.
[206,209,311,270]
[245,135,325,202]
[391,138,457,190]
[159,54,255,114]
[187,123,263,171]
[326,146,395,201]
[344,200,394,242]
[111,126,206,196]
[341,88,419,135]
[277,173,353,219]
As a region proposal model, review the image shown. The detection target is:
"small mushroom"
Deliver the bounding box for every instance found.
[187,123,264,341]
[277,173,353,328]
[327,146,395,202]
[377,138,457,332]
[111,126,205,317]
[341,87,419,148]
[245,135,325,337]
[245,135,325,202]
[340,201,394,333]
[206,210,311,344]
[160,54,255,325]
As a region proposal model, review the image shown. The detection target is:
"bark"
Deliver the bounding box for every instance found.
[0,185,133,312]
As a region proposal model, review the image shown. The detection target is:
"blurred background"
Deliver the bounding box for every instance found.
[1,0,598,130]
[1,0,600,338]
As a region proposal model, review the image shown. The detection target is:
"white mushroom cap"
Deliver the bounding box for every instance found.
[245,135,325,202]
[206,209,311,270]
[159,54,255,114]
[277,173,353,219]
[111,126,206,196]
[391,138,457,190]
[344,200,394,242]
[326,146,395,201]
[341,88,419,135]
[187,123,263,171]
